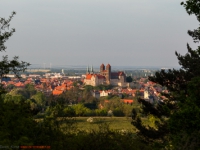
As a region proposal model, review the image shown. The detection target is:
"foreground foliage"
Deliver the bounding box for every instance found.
[0,97,152,150]
[132,0,200,149]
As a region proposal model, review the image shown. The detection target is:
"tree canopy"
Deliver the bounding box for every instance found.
[126,76,133,83]
[132,0,200,148]
[0,12,30,80]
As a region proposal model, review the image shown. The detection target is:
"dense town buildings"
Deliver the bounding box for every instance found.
[0,66,166,103]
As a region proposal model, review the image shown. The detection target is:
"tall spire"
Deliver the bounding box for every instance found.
[91,65,94,74]
[86,66,90,74]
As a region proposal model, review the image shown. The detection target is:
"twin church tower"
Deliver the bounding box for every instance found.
[85,63,126,86]
[86,64,111,84]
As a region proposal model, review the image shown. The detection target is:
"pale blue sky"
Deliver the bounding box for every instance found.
[1,0,199,68]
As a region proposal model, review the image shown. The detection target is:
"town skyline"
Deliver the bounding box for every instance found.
[28,63,180,69]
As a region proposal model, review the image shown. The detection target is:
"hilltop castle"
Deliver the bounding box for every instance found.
[84,64,127,87]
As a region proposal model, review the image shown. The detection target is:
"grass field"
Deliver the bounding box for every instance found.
[74,117,136,132]
[35,116,149,133]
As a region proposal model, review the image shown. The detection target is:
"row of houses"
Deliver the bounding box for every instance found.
[1,74,168,103]
[92,88,144,99]
[1,77,75,96]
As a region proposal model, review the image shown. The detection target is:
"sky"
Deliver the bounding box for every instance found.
[1,0,199,68]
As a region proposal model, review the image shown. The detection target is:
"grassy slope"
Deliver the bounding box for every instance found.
[74,117,136,132]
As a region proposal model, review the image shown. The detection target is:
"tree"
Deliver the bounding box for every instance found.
[123,104,134,117]
[84,85,94,91]
[6,84,15,91]
[126,76,133,83]
[168,77,200,149]
[0,12,30,81]
[0,99,36,146]
[31,91,45,107]
[0,12,15,52]
[132,0,200,148]
[72,103,90,116]
[0,12,36,146]
[9,88,29,99]
[25,83,37,97]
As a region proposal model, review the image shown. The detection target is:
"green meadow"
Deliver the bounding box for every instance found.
[73,117,136,132]
[36,116,150,133]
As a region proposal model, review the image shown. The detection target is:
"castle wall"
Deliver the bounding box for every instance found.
[110,79,119,86]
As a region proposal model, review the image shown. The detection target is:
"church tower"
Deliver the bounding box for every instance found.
[90,66,94,74]
[106,64,111,84]
[86,66,90,74]
[100,63,105,74]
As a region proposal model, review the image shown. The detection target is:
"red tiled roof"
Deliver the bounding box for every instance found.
[52,89,63,95]
[86,74,105,80]
[100,90,109,93]
[63,80,73,86]
[15,82,25,87]
[107,90,112,93]
[118,71,125,76]
[111,71,125,77]
[55,86,66,91]
[148,81,155,85]
[122,99,134,103]
[67,86,72,90]
[7,81,15,85]
[41,78,48,83]
[86,74,93,80]
[1,81,6,85]
[94,74,105,79]
[35,84,43,89]
[61,84,67,87]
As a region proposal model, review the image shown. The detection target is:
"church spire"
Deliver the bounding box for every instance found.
[86,66,90,74]
[91,65,94,74]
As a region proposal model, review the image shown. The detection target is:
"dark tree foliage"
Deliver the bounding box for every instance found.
[126,76,133,83]
[168,77,200,149]
[0,12,35,146]
[0,12,16,52]
[132,0,200,148]
[94,84,113,90]
[0,12,30,80]
[0,99,45,146]
[181,0,200,43]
